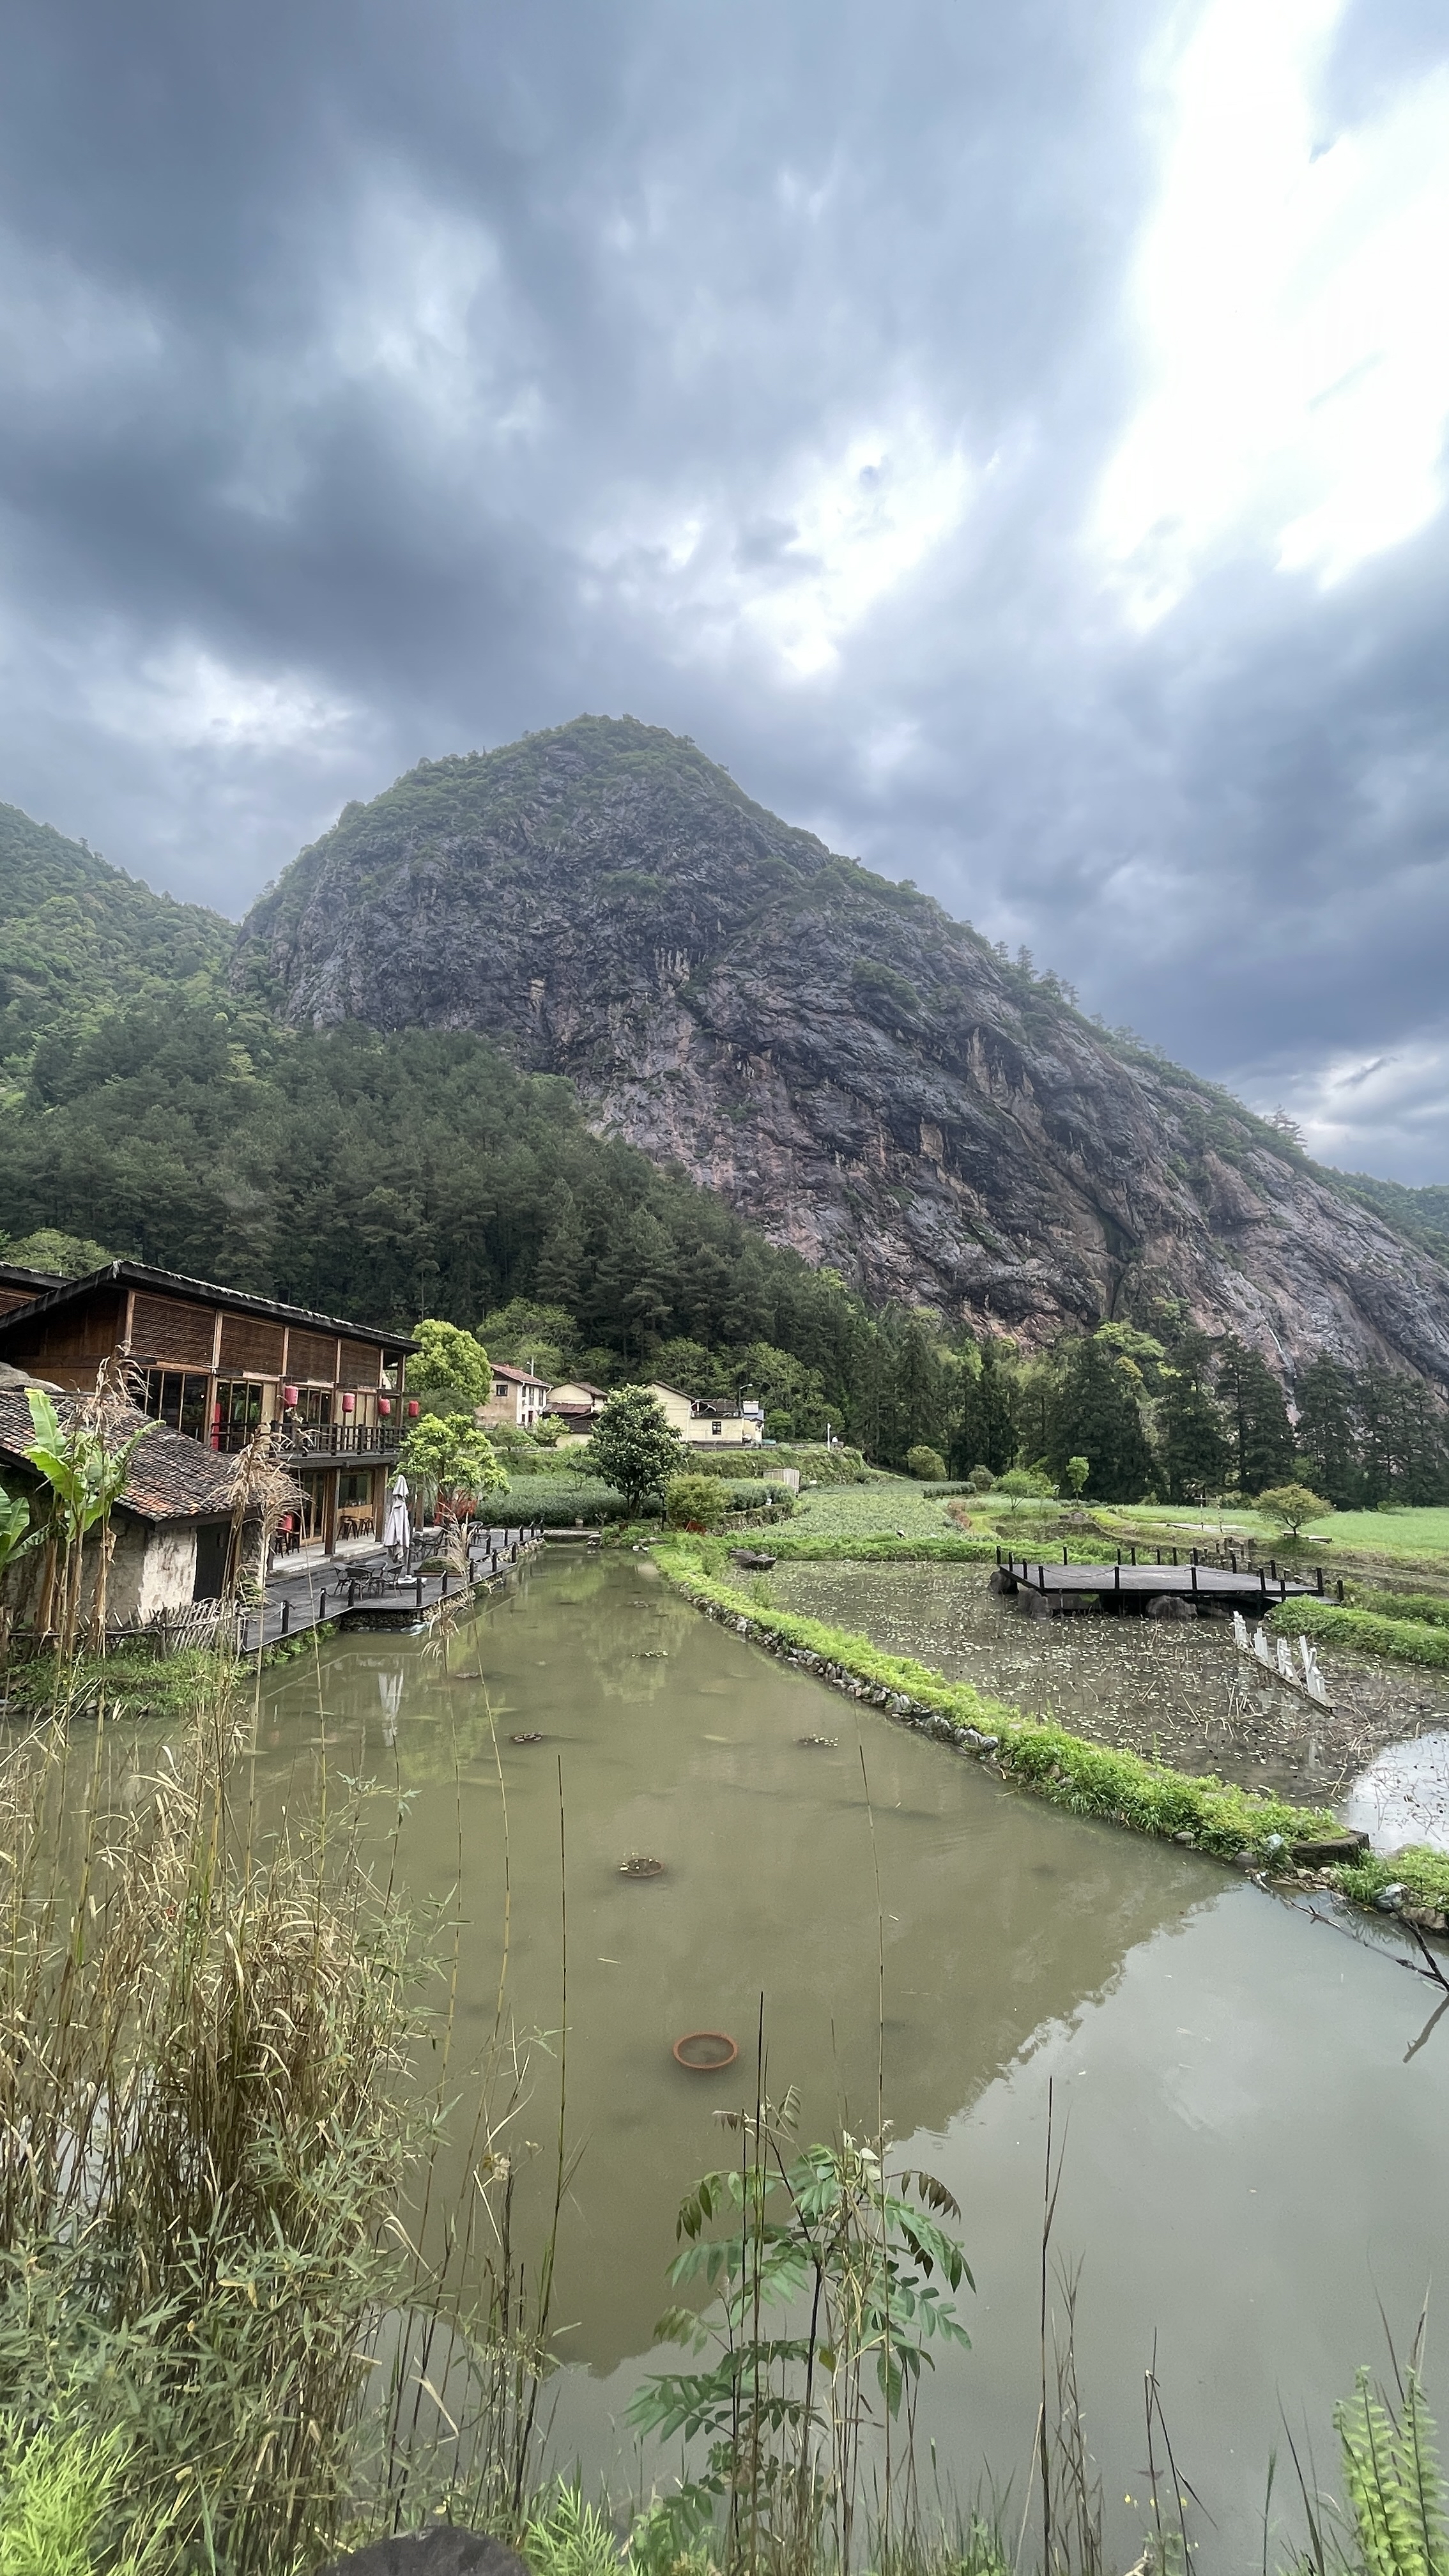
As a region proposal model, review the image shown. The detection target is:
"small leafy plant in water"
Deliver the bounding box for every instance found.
[628,2085,972,2576]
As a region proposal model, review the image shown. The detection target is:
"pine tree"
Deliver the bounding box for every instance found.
[1216,1340,1295,1493]
[1047,1335,1156,1500]
[1293,1353,1361,1505]
[534,1181,587,1310]
[954,1338,1020,1476]
[1160,1338,1230,1502]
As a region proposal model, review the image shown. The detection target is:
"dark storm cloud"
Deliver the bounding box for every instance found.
[0,0,1446,1176]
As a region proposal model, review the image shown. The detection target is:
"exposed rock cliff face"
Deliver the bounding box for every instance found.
[236,716,1449,1384]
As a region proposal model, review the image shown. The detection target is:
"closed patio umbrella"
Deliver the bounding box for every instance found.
[383,1474,411,1563]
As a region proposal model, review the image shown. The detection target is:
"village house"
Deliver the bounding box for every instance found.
[643,1383,765,1448]
[480,1361,551,1431]
[0,1262,415,1557]
[0,1379,289,1630]
[544,1378,608,1439]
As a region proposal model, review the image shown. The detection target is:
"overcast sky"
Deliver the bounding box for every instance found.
[3,0,1448,1181]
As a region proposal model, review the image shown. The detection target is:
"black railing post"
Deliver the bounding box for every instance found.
[1191,1560,1198,1593]
[1062,1544,1068,1565]
[319,1590,326,1621]
[1114,1561,1120,1595]
[1131,1545,1137,1566]
[1316,1565,1324,1595]
[280,1598,290,1636]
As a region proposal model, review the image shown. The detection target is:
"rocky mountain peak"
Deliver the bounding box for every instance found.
[235,716,1449,1386]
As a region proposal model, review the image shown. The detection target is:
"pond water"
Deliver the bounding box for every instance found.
[245,1553,1449,2566]
[769,1558,1449,1813]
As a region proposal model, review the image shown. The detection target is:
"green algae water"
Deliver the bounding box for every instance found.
[243,1552,1449,2564]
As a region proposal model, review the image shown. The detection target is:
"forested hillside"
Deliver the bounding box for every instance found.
[0,802,231,1082]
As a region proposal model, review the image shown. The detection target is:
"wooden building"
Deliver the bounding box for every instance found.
[0,1263,415,1556]
[0,1261,65,1317]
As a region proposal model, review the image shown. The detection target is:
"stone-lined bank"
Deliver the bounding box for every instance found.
[653,1542,1449,1931]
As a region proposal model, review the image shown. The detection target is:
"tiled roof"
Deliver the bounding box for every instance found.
[490,1364,550,1386]
[0,1260,417,1353]
[0,1388,289,1524]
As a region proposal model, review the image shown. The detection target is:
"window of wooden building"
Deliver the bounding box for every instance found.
[215,1381,266,1452]
[140,1368,211,1440]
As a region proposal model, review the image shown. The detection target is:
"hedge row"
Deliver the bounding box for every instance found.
[1347,1588,1449,1629]
[765,1534,1002,1563]
[501,1478,628,1525]
[654,1544,1449,1917]
[1268,1597,1449,1671]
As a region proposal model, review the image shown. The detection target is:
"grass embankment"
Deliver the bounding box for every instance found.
[1,1642,239,1721]
[1269,1595,1449,1674]
[656,1540,1449,1919]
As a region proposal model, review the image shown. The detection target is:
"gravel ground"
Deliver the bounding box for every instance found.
[767,1559,1449,1809]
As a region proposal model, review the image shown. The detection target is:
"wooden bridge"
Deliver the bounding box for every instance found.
[995,1545,1332,1614]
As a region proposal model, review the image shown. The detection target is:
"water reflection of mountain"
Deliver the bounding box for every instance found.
[257,1556,1212,2368]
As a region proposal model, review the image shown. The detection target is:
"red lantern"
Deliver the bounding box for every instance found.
[283,1384,298,1408]
[407,1399,419,1418]
[341,1391,355,1413]
[378,1396,391,1416]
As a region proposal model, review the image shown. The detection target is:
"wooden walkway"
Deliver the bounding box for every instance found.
[239,1523,542,1654]
[997,1547,1329,1611]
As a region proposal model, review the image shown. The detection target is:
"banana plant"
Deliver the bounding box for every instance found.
[25,1386,152,1657]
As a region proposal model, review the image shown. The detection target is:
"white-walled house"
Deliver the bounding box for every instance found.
[480,1363,551,1431]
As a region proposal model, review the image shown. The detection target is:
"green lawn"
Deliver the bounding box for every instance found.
[790,1476,963,1538]
[1295,1507,1449,1558]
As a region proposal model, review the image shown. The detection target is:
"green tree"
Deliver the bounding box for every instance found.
[587,1387,685,1514]
[533,1181,588,1310]
[1047,1334,1156,1501]
[0,1227,116,1278]
[399,1413,507,1514]
[1064,1454,1090,1498]
[1159,1337,1230,1503]
[1293,1352,1361,1505]
[1216,1340,1294,1493]
[954,1338,1019,1478]
[408,1319,492,1408]
[1256,1483,1331,1539]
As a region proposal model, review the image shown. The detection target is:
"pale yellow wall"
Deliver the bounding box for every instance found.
[684,1416,763,1447]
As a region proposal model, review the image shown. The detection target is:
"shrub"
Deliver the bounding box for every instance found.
[993,1466,1057,1498]
[905,1445,947,1482]
[1257,1483,1332,1538]
[765,1409,794,1440]
[1269,1597,1449,1670]
[499,1477,627,1525]
[965,1464,995,1493]
[666,1474,728,1531]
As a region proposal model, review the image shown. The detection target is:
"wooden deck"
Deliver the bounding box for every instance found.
[997,1548,1328,1611]
[240,1522,542,1652]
